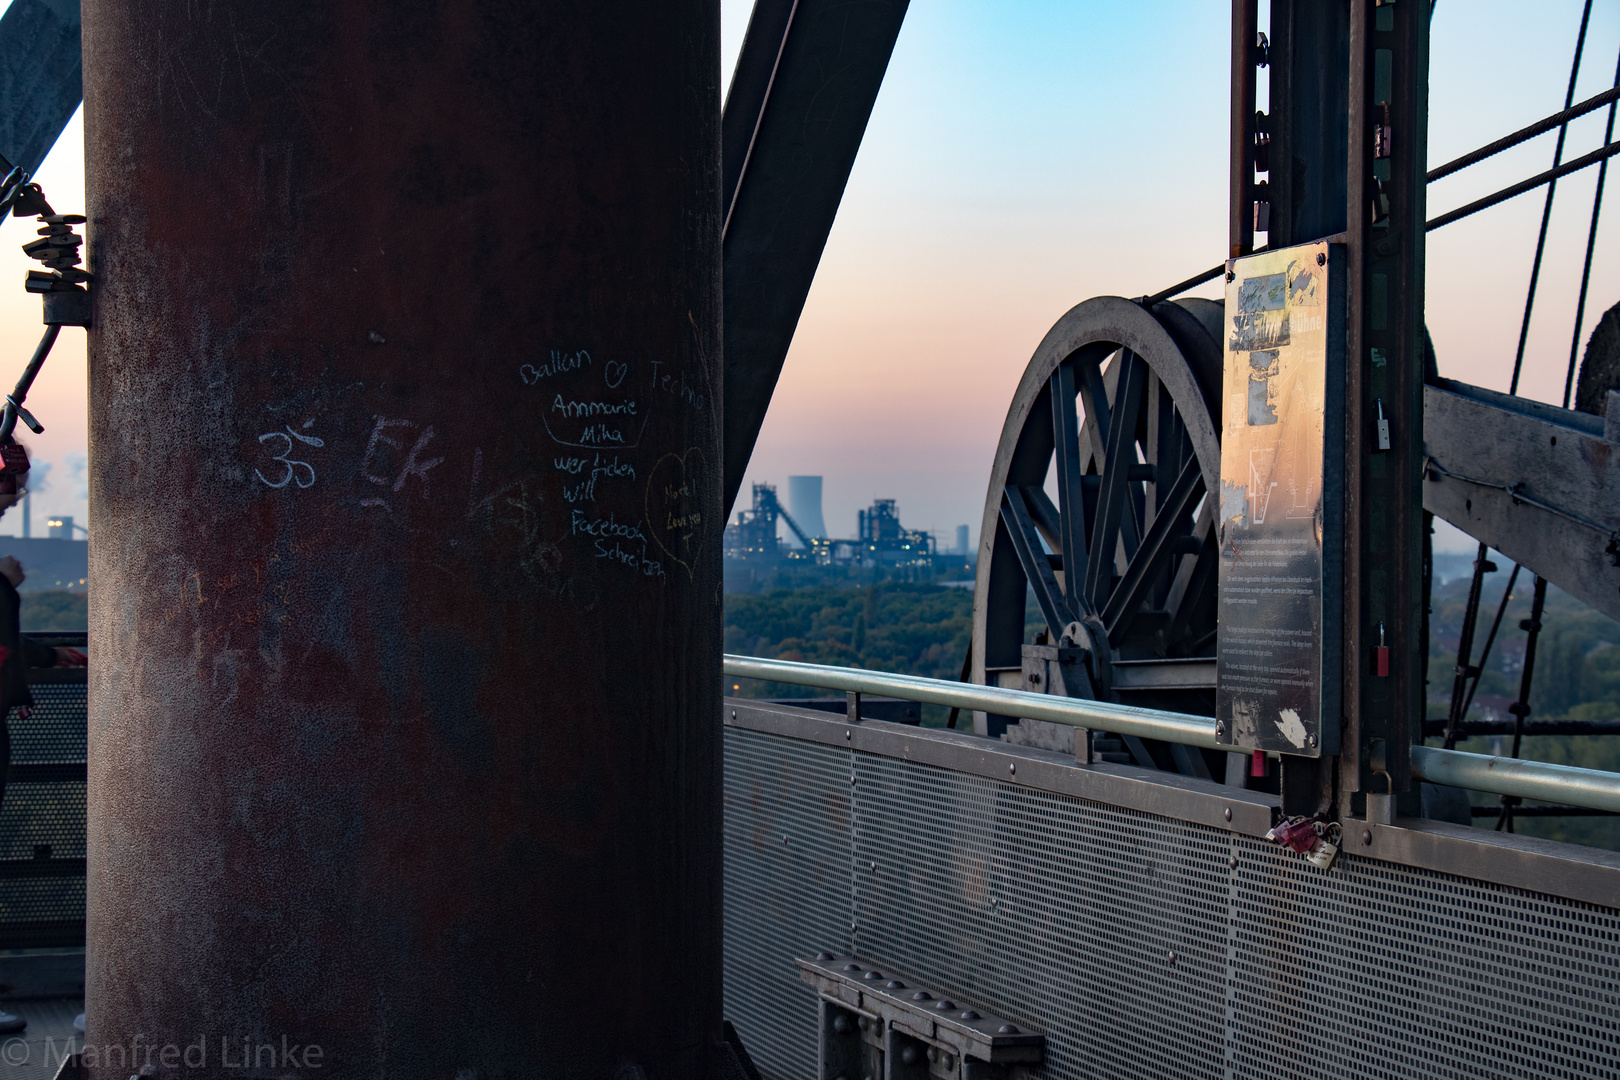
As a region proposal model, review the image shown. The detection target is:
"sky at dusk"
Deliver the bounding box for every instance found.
[0,2,1616,554]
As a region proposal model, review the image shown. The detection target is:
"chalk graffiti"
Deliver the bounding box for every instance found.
[255,421,325,489]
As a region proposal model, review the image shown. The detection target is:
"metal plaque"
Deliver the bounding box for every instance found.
[1216,241,1344,757]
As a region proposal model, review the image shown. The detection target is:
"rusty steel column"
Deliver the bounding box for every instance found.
[82,2,721,1077]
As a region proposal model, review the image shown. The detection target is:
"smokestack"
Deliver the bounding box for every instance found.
[787,475,826,539]
[956,524,969,555]
[83,1,722,1075]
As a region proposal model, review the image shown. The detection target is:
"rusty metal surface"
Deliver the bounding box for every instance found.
[81,2,721,1077]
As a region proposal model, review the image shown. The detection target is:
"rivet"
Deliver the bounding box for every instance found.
[998,1023,1020,1034]
[960,1010,981,1021]
[1229,856,1238,869]
[912,990,933,1001]
[899,1046,920,1066]
[1362,830,1373,846]
[832,1014,852,1034]
[843,963,861,972]
[1009,763,1016,775]
[927,1048,939,1064]
[870,861,877,872]
[1316,252,1326,266]
[816,951,835,961]
[1225,271,1236,282]
[858,1017,871,1032]
[1168,951,1176,964]
[782,835,788,844]
[934,999,957,1011]
[863,970,882,980]
[731,709,737,719]
[846,729,852,740]
[942,1055,954,1069]
[886,980,905,990]
[1308,734,1318,748]
[1224,807,1232,822]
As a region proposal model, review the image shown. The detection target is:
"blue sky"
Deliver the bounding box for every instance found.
[0,1,1614,553]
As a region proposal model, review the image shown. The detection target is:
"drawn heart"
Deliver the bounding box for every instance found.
[520,364,540,385]
[646,447,706,578]
[604,360,628,389]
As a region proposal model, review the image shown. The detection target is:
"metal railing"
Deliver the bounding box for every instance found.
[724,654,1620,815]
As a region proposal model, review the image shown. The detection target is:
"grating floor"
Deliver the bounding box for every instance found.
[722,727,1620,1080]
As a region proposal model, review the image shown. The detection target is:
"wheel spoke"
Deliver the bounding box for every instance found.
[1086,349,1148,609]
[1102,455,1205,642]
[1000,486,1074,641]
[1049,360,1091,610]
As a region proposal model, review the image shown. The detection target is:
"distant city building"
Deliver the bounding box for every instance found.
[726,485,934,565]
[786,476,826,544]
[956,525,970,555]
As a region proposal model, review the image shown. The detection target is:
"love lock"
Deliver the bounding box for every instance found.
[1266,816,1342,870]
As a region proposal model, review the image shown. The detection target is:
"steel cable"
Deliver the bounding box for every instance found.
[1509,0,1592,395]
[1562,46,1620,408]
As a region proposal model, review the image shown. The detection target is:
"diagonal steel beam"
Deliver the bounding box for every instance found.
[0,0,82,176]
[721,0,911,516]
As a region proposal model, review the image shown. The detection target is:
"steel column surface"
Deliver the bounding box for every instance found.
[82,3,721,1077]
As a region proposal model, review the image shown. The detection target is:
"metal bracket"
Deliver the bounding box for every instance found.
[798,954,1044,1079]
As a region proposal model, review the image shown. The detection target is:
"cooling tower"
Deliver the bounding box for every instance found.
[787,475,827,538]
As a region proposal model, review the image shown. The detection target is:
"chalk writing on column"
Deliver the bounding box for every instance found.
[254,420,325,488]
[645,447,705,579]
[359,415,445,514]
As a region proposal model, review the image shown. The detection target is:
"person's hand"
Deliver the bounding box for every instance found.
[0,556,23,588]
[53,647,86,667]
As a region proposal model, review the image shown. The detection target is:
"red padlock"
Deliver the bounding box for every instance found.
[1374,621,1390,677]
[0,442,28,495]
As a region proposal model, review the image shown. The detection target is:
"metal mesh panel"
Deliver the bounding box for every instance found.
[11,679,86,763]
[0,675,88,948]
[724,729,852,1080]
[1227,836,1620,1080]
[854,752,1229,1080]
[722,725,1620,1080]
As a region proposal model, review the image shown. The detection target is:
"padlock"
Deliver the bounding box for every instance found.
[1305,840,1340,870]
[1375,622,1390,677]
[0,442,28,494]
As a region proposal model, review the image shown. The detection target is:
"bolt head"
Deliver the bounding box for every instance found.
[1224,807,1233,822]
[960,1010,980,1020]
[832,1014,851,1034]
[730,709,737,719]
[900,1046,920,1066]
[998,1024,1020,1034]
[934,999,956,1011]
[886,980,905,990]
[1308,734,1318,748]
[1316,252,1326,266]
[1009,763,1017,775]
[1168,951,1176,964]
[843,963,861,972]
[1229,856,1238,869]
[912,991,933,1001]
[1362,829,1373,845]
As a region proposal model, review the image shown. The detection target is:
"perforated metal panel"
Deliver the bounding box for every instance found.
[723,724,1620,1080]
[724,728,852,1080]
[0,673,87,947]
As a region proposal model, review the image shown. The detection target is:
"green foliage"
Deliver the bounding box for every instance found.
[19,589,86,632]
[725,583,972,725]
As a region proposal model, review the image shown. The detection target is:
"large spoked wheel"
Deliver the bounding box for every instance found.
[972,295,1226,770]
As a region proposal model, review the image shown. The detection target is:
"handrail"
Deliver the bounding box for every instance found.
[1410,745,1620,814]
[724,654,1620,814]
[725,653,1223,748]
